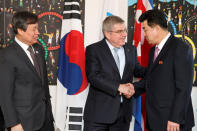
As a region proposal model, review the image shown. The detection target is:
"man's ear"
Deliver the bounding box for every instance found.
[104,31,110,40]
[17,28,24,35]
[154,25,161,31]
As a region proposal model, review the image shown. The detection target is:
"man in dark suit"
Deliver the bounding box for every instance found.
[83,16,146,131]
[134,9,195,131]
[0,11,54,131]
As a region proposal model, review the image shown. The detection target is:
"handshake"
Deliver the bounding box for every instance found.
[118,83,135,99]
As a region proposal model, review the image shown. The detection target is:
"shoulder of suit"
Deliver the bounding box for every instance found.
[170,36,190,49]
[0,45,15,63]
[124,42,135,50]
[86,39,106,49]
[0,43,15,54]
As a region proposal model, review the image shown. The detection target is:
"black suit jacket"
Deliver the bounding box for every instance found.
[0,41,53,131]
[83,39,146,124]
[134,35,195,131]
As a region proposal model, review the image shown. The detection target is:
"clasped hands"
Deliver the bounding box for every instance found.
[118,83,135,99]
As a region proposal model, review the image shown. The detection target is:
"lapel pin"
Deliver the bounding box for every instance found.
[159,61,163,64]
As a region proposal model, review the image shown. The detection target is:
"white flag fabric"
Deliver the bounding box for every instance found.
[84,0,128,46]
[55,0,88,130]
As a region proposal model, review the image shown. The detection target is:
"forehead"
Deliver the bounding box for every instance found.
[27,23,38,29]
[142,20,149,28]
[112,23,126,30]
[142,21,155,31]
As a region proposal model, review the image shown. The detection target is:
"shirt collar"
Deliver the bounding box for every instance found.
[15,37,29,51]
[105,39,123,50]
[156,32,171,50]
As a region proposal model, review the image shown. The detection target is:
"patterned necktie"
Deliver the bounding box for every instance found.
[113,48,120,71]
[153,47,159,62]
[28,46,41,77]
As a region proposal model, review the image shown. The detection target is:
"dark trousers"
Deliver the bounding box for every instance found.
[0,109,5,131]
[36,106,54,131]
[148,128,191,131]
[180,127,192,131]
[84,104,130,131]
[0,120,4,131]
[147,123,192,131]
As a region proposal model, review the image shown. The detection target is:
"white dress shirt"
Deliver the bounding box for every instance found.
[106,40,125,78]
[15,37,35,65]
[156,32,171,54]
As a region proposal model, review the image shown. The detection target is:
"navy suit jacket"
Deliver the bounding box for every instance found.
[0,41,53,131]
[83,39,146,124]
[134,35,195,130]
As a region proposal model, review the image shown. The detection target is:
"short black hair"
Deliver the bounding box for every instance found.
[139,9,167,29]
[12,11,38,34]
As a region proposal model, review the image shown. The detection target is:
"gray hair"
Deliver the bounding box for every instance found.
[102,15,125,34]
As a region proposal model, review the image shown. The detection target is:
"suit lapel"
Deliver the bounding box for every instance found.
[13,41,41,79]
[149,35,172,72]
[33,45,44,79]
[122,45,129,79]
[101,40,120,75]
[148,48,155,71]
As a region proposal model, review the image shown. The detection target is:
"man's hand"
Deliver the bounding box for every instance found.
[167,121,180,131]
[118,83,135,99]
[11,124,24,131]
[124,83,135,98]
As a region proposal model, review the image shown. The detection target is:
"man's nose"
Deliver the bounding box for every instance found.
[36,29,40,35]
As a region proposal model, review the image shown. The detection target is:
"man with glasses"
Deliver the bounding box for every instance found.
[83,15,146,131]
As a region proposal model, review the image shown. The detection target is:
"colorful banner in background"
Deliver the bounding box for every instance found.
[55,0,88,130]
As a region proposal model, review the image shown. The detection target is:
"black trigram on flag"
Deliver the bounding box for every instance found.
[63,0,81,19]
[65,107,83,130]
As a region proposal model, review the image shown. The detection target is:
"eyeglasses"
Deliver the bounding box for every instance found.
[109,29,127,34]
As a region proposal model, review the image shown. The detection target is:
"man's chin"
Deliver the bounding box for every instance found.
[120,41,125,45]
[147,41,154,45]
[33,40,38,43]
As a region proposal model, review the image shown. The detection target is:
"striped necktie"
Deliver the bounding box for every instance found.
[28,46,41,77]
[113,48,120,71]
